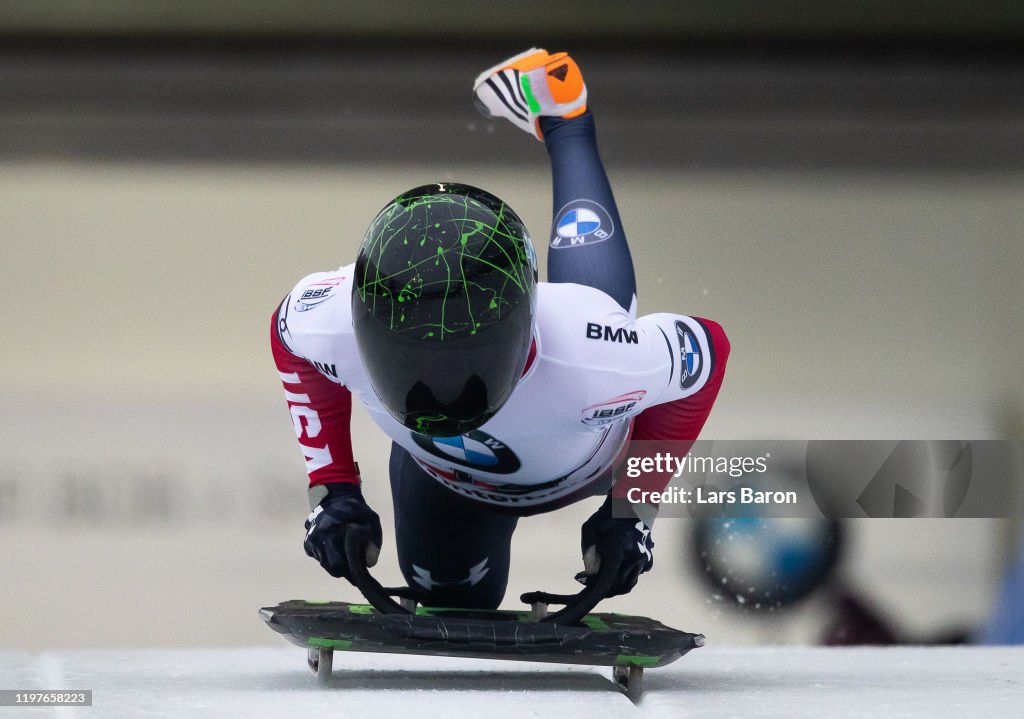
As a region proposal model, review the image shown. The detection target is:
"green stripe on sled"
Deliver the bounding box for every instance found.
[615,654,661,667]
[308,637,353,650]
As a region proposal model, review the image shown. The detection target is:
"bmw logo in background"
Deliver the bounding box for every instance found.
[675,320,704,389]
[550,200,614,248]
[412,430,521,474]
[691,518,843,610]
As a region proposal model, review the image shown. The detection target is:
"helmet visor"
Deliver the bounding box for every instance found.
[355,299,533,436]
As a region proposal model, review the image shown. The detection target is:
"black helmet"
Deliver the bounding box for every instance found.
[352,183,538,437]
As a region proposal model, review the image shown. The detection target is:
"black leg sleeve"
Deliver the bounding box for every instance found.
[541,112,637,312]
[389,443,518,609]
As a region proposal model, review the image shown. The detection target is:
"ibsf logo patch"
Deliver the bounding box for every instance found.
[411,429,521,474]
[675,320,704,390]
[294,277,344,312]
[550,200,614,249]
[581,390,647,426]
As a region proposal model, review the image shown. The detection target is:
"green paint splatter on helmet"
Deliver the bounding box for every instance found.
[355,184,536,342]
[352,183,538,436]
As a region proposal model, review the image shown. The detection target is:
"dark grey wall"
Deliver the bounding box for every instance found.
[2,1,1024,41]
[3,46,1023,170]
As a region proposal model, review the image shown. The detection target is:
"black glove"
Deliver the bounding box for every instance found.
[303,483,383,580]
[577,495,654,597]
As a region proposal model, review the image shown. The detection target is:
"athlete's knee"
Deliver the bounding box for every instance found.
[400,554,509,610]
[421,584,506,611]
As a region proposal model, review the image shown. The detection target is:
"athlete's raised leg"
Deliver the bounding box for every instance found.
[474,49,636,313]
[541,112,636,313]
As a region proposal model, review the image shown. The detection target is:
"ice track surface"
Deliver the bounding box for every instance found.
[3,646,1023,718]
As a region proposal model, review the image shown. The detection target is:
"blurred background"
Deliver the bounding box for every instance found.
[1,2,1022,650]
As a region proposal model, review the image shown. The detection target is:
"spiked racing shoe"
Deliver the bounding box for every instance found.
[473,47,588,140]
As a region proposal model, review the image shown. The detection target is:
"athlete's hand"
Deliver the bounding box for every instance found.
[577,495,654,597]
[303,483,383,580]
